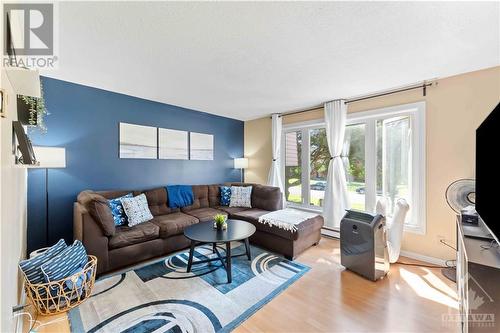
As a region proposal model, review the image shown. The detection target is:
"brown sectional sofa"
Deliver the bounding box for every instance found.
[74,183,324,276]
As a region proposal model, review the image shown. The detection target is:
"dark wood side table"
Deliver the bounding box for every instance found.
[183,219,256,283]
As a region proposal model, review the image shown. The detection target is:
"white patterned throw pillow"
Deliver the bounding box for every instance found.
[229,186,252,208]
[120,194,154,227]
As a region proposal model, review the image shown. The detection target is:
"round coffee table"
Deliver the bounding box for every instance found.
[184,219,256,283]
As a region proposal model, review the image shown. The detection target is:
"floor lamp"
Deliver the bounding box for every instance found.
[234,158,248,182]
[32,146,66,247]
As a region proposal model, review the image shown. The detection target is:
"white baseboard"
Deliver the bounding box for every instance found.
[399,250,449,266]
[321,228,339,238]
[319,230,449,267]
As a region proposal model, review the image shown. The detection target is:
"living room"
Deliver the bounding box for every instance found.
[1,2,499,333]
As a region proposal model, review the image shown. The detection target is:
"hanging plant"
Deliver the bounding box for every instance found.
[18,82,48,133]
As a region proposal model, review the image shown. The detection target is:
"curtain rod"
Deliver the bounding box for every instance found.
[273,81,435,118]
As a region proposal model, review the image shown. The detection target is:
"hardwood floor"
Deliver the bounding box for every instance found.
[28,237,458,332]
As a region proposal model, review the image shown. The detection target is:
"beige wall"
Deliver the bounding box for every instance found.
[244,66,500,260]
[0,70,28,332]
[244,116,272,184]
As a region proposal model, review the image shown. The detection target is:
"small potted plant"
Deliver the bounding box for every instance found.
[213,213,228,231]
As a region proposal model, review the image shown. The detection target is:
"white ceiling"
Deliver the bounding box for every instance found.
[42,2,500,121]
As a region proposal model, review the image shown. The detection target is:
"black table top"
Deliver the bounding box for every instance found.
[184,219,256,243]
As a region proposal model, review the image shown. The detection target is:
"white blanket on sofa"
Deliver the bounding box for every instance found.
[258,208,319,232]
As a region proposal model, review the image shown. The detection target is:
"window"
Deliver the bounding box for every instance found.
[345,123,366,211]
[283,126,330,208]
[309,128,329,207]
[284,131,302,204]
[282,101,426,234]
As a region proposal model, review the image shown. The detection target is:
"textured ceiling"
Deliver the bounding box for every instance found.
[42,2,500,120]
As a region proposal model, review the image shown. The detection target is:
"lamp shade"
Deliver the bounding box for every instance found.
[32,147,66,168]
[234,157,248,169]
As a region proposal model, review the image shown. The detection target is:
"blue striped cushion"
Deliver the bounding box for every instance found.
[41,240,88,283]
[19,239,67,284]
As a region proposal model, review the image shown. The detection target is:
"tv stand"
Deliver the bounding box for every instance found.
[462,217,494,241]
[456,216,500,332]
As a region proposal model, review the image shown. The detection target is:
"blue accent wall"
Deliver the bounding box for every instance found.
[27,77,244,252]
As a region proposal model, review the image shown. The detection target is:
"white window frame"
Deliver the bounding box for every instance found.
[281,101,426,234]
[281,120,327,212]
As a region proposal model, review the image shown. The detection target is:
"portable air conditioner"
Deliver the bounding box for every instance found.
[340,210,389,281]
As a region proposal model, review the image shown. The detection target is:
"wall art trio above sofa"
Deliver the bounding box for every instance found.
[119,122,214,160]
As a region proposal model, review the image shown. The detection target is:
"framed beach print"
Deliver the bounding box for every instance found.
[190,132,214,160]
[119,122,157,159]
[158,128,188,160]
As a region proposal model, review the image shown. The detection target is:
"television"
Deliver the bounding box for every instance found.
[12,121,37,165]
[476,102,500,245]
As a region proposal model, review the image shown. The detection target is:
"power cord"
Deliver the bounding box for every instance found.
[29,310,38,333]
[13,309,39,333]
[480,240,499,250]
[395,261,445,268]
[440,239,457,251]
[32,317,67,332]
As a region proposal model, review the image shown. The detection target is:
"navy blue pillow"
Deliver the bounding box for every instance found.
[19,239,67,284]
[41,240,88,283]
[108,193,133,226]
[220,186,231,206]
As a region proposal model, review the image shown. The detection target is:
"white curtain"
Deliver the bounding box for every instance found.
[323,100,350,228]
[267,114,285,198]
[341,134,351,182]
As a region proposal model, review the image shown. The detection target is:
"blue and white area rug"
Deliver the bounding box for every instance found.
[68,242,310,332]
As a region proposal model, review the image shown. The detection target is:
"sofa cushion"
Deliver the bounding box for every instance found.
[109,222,160,250]
[219,186,231,206]
[215,206,250,216]
[181,185,209,211]
[231,208,270,223]
[151,212,199,238]
[229,186,252,208]
[184,207,227,223]
[19,239,67,284]
[121,194,154,227]
[87,195,116,236]
[233,209,324,241]
[143,187,178,216]
[252,185,283,211]
[41,240,88,283]
[108,193,133,226]
[208,184,221,207]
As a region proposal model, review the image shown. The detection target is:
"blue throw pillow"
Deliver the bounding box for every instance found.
[19,239,67,284]
[108,193,133,226]
[220,186,231,206]
[41,240,88,283]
